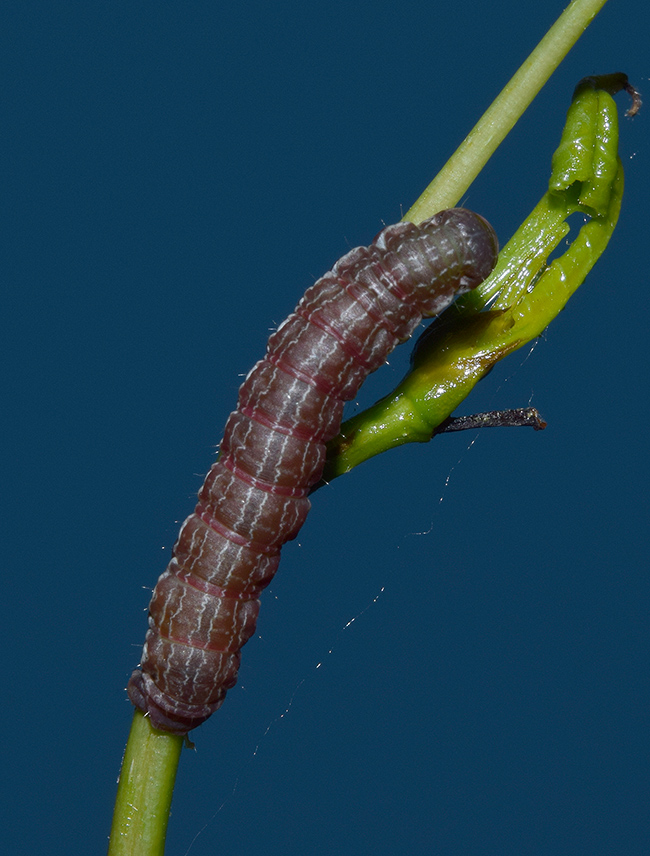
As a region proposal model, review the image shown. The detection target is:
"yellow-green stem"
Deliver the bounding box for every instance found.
[405,0,609,221]
[108,712,183,856]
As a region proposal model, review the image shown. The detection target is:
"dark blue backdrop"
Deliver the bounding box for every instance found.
[4,2,649,854]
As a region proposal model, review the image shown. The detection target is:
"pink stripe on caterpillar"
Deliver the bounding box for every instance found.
[238,402,318,444]
[195,503,280,554]
[219,453,310,498]
[128,208,499,733]
[174,566,257,601]
[295,303,384,370]
[265,348,337,397]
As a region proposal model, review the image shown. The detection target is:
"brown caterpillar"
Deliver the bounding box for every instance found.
[127,208,498,734]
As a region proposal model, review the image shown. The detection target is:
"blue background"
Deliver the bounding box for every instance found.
[4,2,649,854]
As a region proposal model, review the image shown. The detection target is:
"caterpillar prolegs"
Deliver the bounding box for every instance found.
[127,208,499,734]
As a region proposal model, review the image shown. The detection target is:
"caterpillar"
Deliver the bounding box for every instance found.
[127,208,499,734]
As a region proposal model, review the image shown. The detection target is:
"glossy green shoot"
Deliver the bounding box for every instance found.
[322,78,626,481]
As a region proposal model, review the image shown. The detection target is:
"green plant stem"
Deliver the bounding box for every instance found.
[405,0,610,222]
[108,712,183,856]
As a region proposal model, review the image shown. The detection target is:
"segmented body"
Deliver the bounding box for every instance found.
[127,208,498,733]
